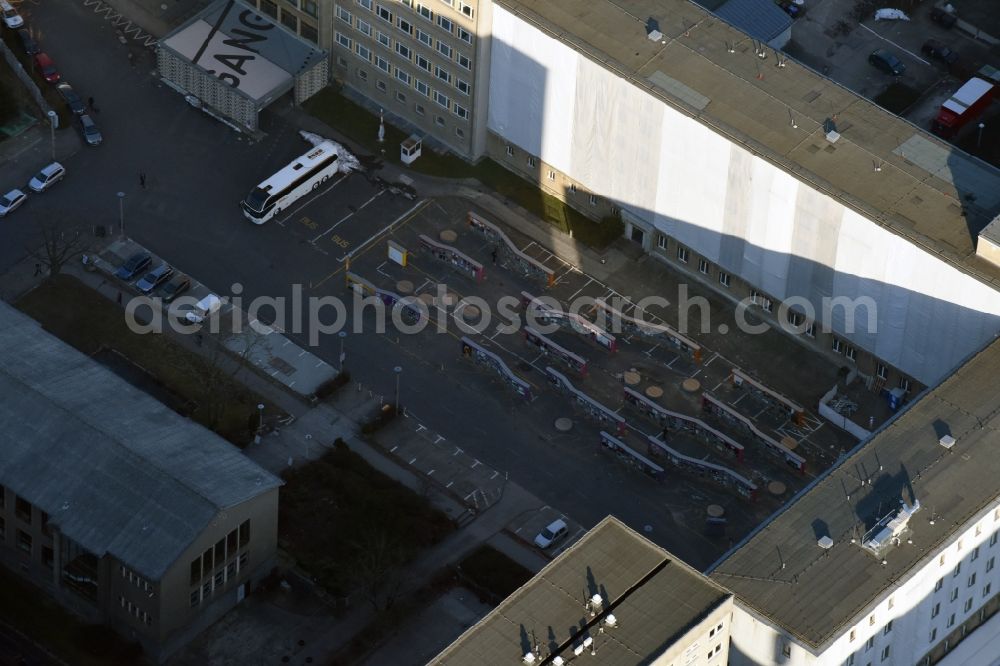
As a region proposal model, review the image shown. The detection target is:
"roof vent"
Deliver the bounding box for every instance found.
[825,130,841,144]
[605,614,618,628]
[940,435,956,449]
[648,29,663,41]
[818,536,834,549]
[553,658,564,666]
[522,653,536,664]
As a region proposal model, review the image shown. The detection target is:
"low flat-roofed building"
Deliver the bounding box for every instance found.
[0,301,283,662]
[433,516,733,665]
[158,0,328,131]
[710,333,1000,664]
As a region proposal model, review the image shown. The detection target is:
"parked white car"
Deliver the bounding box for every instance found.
[534,519,569,549]
[0,189,27,217]
[185,293,222,324]
[1,1,24,29]
[27,162,66,193]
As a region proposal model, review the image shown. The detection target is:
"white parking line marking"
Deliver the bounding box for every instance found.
[310,191,386,243]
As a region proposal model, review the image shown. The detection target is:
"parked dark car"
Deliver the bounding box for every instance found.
[930,7,957,29]
[135,264,174,294]
[921,39,959,66]
[56,83,85,115]
[869,49,906,76]
[774,0,804,18]
[115,252,152,281]
[32,52,60,84]
[16,29,39,56]
[160,276,192,303]
[78,114,102,146]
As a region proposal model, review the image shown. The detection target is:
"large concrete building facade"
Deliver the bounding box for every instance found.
[0,302,282,662]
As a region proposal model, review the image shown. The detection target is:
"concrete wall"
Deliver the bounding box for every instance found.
[651,596,734,666]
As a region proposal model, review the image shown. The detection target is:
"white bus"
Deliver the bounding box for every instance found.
[241,141,343,224]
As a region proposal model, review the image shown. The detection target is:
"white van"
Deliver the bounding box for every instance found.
[1,1,24,29]
[185,293,222,324]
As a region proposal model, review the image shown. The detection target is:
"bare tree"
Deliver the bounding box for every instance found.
[25,223,91,278]
[351,528,408,611]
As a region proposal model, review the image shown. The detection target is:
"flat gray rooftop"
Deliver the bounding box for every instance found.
[496,0,1000,287]
[160,0,326,102]
[432,516,731,664]
[0,301,282,581]
[710,334,1000,648]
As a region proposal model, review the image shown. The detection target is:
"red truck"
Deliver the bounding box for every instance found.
[931,77,995,138]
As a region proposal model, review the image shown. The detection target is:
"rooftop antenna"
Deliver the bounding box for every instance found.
[874,160,883,172]
[775,49,786,67]
[725,40,735,53]
[788,109,798,129]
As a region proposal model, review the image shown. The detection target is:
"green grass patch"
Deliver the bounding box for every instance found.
[457,545,532,603]
[16,275,281,446]
[304,87,623,250]
[279,439,454,598]
[0,564,144,665]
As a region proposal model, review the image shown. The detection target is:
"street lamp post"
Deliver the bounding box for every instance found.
[46,110,57,161]
[254,403,264,444]
[393,366,402,414]
[338,331,347,370]
[978,122,986,151]
[117,192,126,237]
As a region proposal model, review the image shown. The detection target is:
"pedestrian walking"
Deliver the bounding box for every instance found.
[87,96,94,109]
[491,247,498,265]
[33,263,41,276]
[116,292,123,305]
[139,172,146,189]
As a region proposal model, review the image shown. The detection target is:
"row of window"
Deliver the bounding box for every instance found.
[120,564,152,592]
[190,551,250,607]
[258,1,320,43]
[502,146,607,207]
[361,0,475,40]
[120,595,153,626]
[189,521,251,586]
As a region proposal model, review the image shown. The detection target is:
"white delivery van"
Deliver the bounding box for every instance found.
[185,293,222,324]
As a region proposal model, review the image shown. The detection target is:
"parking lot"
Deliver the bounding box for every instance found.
[784,0,995,136]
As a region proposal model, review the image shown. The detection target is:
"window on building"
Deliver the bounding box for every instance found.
[992,532,999,547]
[377,30,391,47]
[977,524,983,536]
[698,258,710,275]
[972,546,980,561]
[376,4,392,22]
[435,115,446,127]
[415,103,425,115]
[395,90,406,103]
[437,15,453,32]
[16,529,31,553]
[969,573,978,588]
[302,0,318,17]
[716,272,730,287]
[459,2,474,18]
[677,246,689,263]
[214,569,225,588]
[280,9,298,31]
[260,0,278,18]
[657,234,667,250]
[947,613,956,628]
[453,104,468,120]
[876,363,888,379]
[190,558,201,585]
[589,194,598,206]
[805,321,816,337]
[239,551,249,570]
[435,65,451,83]
[437,42,453,59]
[547,170,555,181]
[935,577,944,592]
[416,28,432,46]
[929,628,937,643]
[458,53,471,70]
[787,310,803,327]
[376,56,390,72]
[415,79,429,96]
[883,620,892,635]
[505,145,514,157]
[846,654,856,666]
[357,0,373,9]
[880,646,890,662]
[456,127,466,138]
[931,602,940,618]
[395,68,412,85]
[527,156,536,168]
[865,636,874,651]
[832,338,843,354]
[458,27,472,44]
[417,3,433,20]
[358,68,368,81]
[300,21,318,43]
[988,557,995,572]
[899,377,911,392]
[782,644,791,658]
[15,496,30,523]
[984,583,992,598]
[954,562,962,577]
[951,588,959,602]
[940,554,947,567]
[433,90,450,108]
[569,183,577,194]
[397,17,413,34]
[416,54,431,71]
[395,42,411,59]
[845,345,857,361]
[849,629,856,642]
[964,597,974,612]
[336,5,352,23]
[356,44,372,61]
[335,32,352,50]
[190,589,200,607]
